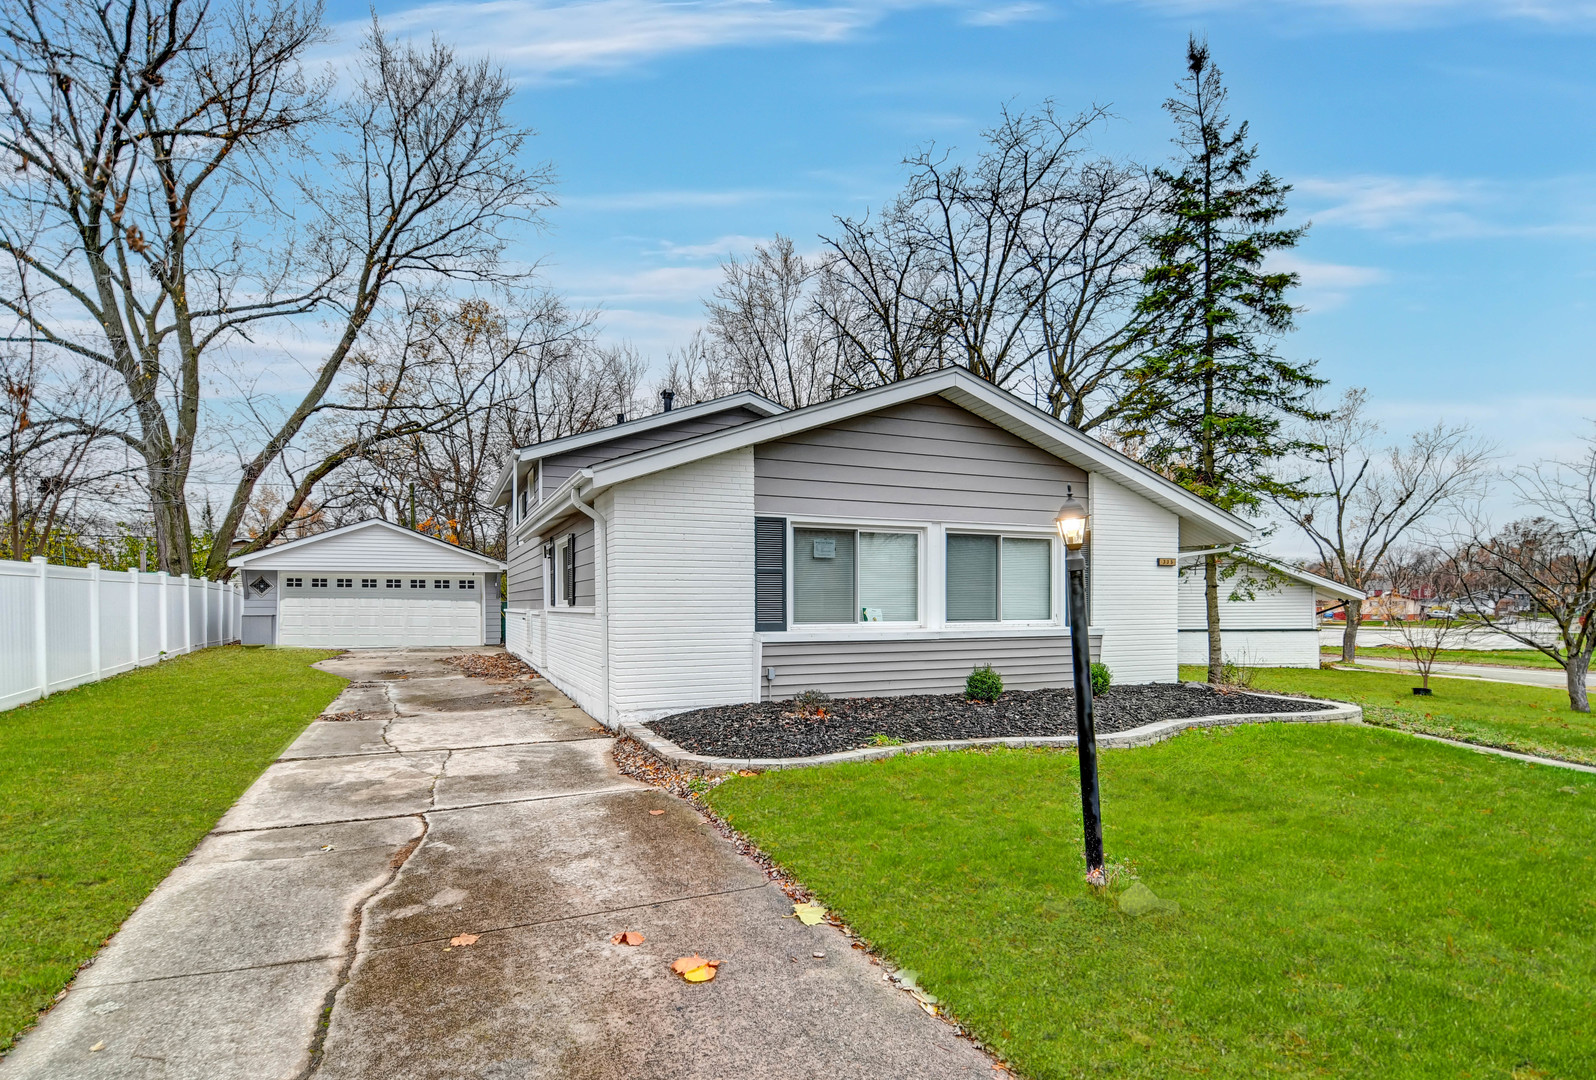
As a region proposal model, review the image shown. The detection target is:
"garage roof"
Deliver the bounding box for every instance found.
[229,520,505,572]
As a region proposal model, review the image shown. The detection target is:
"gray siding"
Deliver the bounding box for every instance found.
[761,633,1101,700]
[506,537,543,607]
[755,396,1088,524]
[542,406,768,494]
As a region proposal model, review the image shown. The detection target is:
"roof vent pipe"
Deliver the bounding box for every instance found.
[660,389,675,412]
[615,412,625,425]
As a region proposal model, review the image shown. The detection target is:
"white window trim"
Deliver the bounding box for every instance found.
[551,536,569,609]
[786,519,927,631]
[766,517,1070,640]
[944,527,1065,629]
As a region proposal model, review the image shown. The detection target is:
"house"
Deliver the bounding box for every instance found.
[1178,557,1366,668]
[490,369,1253,724]
[1363,587,1428,622]
[229,519,506,648]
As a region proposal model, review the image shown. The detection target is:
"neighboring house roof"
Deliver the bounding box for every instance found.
[228,519,506,571]
[1179,553,1367,602]
[487,391,787,506]
[518,367,1253,547]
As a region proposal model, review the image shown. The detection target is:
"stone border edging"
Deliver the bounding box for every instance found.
[617,691,1362,775]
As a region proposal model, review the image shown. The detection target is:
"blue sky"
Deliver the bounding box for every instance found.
[325,0,1596,472]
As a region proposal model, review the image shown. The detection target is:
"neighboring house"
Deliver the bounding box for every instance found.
[229,519,505,648]
[489,368,1252,725]
[1364,588,1427,622]
[1178,557,1366,668]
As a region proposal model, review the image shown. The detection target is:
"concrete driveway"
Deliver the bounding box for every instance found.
[4,648,990,1080]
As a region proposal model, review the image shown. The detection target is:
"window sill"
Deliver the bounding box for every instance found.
[759,625,1099,644]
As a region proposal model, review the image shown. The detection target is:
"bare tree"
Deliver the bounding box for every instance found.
[1386,548,1469,694]
[701,236,840,408]
[1277,388,1491,662]
[0,2,551,577]
[1447,435,1596,712]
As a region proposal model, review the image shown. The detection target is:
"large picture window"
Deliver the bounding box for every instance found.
[793,527,918,624]
[946,534,1053,622]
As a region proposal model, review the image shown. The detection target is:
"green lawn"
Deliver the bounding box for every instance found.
[0,646,343,1052]
[709,725,1596,1079]
[1187,664,1596,767]
[1320,646,1564,671]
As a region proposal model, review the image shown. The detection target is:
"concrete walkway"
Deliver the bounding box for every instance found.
[1346,655,1584,692]
[4,648,990,1080]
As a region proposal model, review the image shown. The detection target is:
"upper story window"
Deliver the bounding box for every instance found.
[793,528,918,624]
[946,534,1053,622]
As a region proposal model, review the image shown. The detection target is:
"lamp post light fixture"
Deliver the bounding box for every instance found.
[1055,485,1106,886]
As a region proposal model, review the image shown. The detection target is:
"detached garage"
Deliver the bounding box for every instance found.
[230,520,505,648]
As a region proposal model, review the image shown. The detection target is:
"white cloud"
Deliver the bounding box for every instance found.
[1123,0,1596,28]
[963,2,1050,25]
[654,234,771,259]
[1269,252,1388,312]
[567,263,725,303]
[351,0,931,80]
[1296,174,1596,241]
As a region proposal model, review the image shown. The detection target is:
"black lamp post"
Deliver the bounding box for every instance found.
[1055,486,1105,885]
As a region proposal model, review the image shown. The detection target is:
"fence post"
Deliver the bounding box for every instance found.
[129,568,140,666]
[88,562,102,680]
[158,571,169,659]
[32,557,49,700]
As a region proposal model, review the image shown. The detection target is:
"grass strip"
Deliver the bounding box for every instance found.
[1187,664,1596,767]
[0,646,343,1051]
[708,724,1596,1079]
[1319,646,1565,670]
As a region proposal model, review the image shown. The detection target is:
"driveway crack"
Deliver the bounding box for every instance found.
[296,811,429,1080]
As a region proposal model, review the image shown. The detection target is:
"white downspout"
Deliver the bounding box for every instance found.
[570,489,611,726]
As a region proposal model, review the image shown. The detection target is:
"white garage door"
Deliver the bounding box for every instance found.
[279,595,482,647]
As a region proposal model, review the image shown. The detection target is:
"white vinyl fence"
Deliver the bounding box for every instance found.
[0,557,242,712]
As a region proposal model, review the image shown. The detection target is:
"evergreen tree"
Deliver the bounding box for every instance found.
[1124,37,1326,683]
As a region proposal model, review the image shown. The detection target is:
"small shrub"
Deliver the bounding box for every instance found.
[1217,659,1258,690]
[792,688,832,716]
[867,733,906,747]
[966,664,1004,702]
[1090,662,1112,696]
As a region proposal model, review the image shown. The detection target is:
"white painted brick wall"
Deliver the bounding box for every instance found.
[1088,474,1180,684]
[607,449,757,721]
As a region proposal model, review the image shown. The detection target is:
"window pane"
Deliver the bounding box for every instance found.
[794,529,856,623]
[1001,538,1051,620]
[859,532,917,622]
[946,534,998,621]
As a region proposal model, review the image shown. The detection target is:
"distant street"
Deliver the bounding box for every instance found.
[1344,656,1586,692]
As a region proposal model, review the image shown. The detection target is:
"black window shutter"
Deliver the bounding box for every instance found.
[564,533,577,606]
[754,517,787,631]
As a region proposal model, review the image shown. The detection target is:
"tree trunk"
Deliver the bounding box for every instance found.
[1205,552,1222,683]
[1340,598,1362,664]
[1568,649,1591,714]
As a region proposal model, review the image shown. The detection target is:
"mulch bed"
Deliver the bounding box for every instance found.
[648,682,1331,759]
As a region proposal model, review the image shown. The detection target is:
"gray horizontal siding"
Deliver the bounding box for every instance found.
[542,406,767,495]
[484,573,502,644]
[755,396,1088,525]
[760,633,1101,701]
[506,537,543,606]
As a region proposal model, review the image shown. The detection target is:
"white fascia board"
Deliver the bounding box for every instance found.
[487,391,786,506]
[515,469,594,538]
[1177,553,1366,601]
[582,368,1252,544]
[228,518,506,570]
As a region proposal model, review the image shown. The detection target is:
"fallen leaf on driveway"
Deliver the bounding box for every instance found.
[648,809,665,816]
[89,1042,105,1052]
[792,901,826,925]
[449,933,480,947]
[670,955,720,982]
[611,930,645,946]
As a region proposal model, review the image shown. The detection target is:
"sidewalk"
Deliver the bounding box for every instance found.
[3,649,990,1080]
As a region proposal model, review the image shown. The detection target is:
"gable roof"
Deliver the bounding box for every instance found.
[517,367,1252,546]
[487,391,786,506]
[1178,553,1367,602]
[229,519,505,571]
